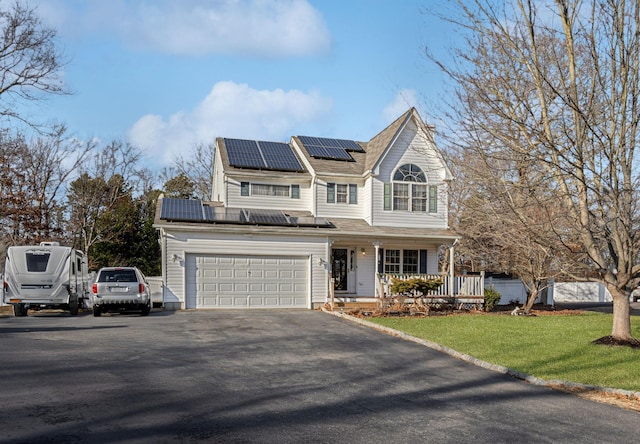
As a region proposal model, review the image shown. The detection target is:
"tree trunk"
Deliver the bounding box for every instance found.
[522,289,538,314]
[608,286,632,340]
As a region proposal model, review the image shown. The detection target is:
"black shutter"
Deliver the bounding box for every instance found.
[419,250,427,274]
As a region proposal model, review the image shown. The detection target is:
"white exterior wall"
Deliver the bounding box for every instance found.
[162,230,329,309]
[363,177,373,225]
[225,177,312,211]
[315,180,365,219]
[211,152,225,202]
[371,121,449,229]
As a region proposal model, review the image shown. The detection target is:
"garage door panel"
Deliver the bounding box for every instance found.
[232,297,248,307]
[263,270,277,279]
[203,269,218,278]
[233,283,248,292]
[194,255,308,308]
[264,283,278,292]
[219,269,233,278]
[249,283,264,292]
[219,283,233,291]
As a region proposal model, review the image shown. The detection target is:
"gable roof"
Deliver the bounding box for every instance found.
[365,108,414,172]
[215,108,449,179]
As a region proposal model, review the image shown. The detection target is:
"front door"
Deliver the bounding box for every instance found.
[331,248,348,291]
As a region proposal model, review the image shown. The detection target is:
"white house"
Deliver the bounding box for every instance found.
[154,108,460,309]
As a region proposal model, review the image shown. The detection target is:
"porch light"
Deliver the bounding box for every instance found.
[361,248,366,256]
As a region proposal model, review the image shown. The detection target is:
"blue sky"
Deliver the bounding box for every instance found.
[20,0,456,170]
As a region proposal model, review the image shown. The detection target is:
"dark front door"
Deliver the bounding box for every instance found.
[331,248,348,291]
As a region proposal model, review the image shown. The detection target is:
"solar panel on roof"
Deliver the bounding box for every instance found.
[246,209,290,225]
[203,206,248,224]
[225,138,266,169]
[160,198,205,221]
[298,135,364,160]
[225,138,304,172]
[161,199,334,228]
[304,145,354,161]
[258,141,304,172]
[298,135,364,151]
[287,215,332,227]
[334,138,365,152]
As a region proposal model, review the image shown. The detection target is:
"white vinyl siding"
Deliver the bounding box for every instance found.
[372,120,449,228]
[226,178,312,211]
[326,182,358,205]
[317,180,364,218]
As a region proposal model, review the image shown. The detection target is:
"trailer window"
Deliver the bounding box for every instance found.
[26,253,50,272]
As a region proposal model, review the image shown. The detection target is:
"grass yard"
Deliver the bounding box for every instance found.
[369,311,640,392]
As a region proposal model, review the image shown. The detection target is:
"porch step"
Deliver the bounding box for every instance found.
[330,301,378,311]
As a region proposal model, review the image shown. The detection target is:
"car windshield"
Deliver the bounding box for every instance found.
[98,269,137,283]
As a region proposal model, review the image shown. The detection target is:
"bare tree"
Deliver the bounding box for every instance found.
[0,127,91,247]
[66,140,144,254]
[456,151,575,313]
[0,1,67,127]
[430,0,640,342]
[172,141,216,200]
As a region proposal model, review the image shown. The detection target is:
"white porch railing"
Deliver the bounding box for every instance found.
[376,273,485,299]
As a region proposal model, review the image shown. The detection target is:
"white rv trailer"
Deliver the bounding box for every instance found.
[2,242,91,316]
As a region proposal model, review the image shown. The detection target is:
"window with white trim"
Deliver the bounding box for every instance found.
[381,249,427,274]
[327,183,358,204]
[384,249,401,274]
[240,182,299,199]
[384,164,437,213]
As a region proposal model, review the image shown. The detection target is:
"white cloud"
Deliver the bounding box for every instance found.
[128,80,332,166]
[32,0,331,57]
[383,89,419,123]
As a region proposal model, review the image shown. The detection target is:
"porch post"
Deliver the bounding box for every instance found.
[373,241,381,297]
[449,239,459,297]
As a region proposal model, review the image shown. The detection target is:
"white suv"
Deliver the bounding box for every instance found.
[91,267,151,317]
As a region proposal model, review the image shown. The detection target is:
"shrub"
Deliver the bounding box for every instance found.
[484,285,501,312]
[390,277,443,295]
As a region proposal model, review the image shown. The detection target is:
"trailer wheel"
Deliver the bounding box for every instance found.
[68,300,79,316]
[13,304,27,317]
[93,306,101,317]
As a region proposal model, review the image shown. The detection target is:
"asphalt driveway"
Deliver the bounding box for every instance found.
[0,309,637,443]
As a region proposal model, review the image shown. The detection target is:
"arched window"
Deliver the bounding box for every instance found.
[392,164,427,211]
[393,164,426,182]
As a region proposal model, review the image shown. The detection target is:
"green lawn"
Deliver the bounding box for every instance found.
[368,312,640,392]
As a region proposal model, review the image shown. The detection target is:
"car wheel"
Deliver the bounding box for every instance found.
[13,304,27,317]
[93,306,102,317]
[141,300,151,316]
[69,300,79,316]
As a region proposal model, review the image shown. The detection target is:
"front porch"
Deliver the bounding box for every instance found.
[327,272,486,312]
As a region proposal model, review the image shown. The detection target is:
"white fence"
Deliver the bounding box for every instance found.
[550,281,612,303]
[485,278,615,305]
[146,276,164,306]
[484,277,537,305]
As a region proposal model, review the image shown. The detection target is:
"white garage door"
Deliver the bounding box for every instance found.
[191,255,308,308]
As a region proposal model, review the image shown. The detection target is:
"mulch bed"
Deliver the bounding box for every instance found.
[592,336,640,348]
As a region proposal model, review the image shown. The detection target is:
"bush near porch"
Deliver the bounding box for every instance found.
[389,276,443,295]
